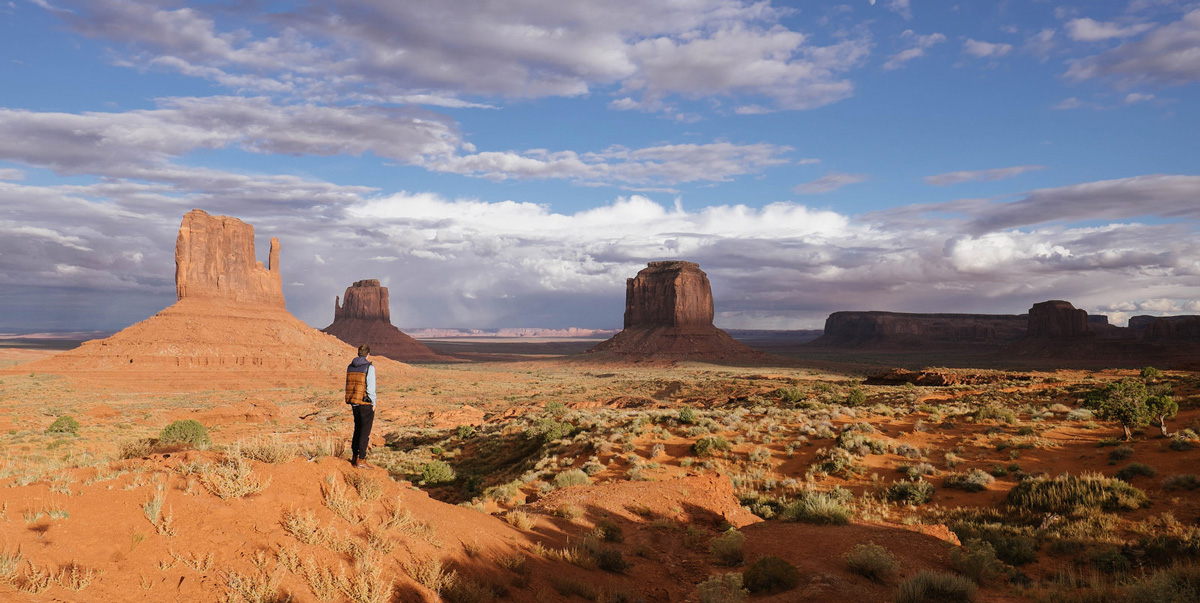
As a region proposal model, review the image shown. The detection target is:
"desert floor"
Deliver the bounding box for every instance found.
[2,342,1200,602]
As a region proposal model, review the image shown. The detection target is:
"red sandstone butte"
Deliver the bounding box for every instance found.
[323,279,458,363]
[587,261,767,363]
[1026,300,1092,338]
[17,210,403,388]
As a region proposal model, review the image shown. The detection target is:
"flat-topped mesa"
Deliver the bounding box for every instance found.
[624,261,714,328]
[334,279,390,322]
[324,279,458,363]
[1026,300,1091,338]
[175,209,284,307]
[813,311,1028,348]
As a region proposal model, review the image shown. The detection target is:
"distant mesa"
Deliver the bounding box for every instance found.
[587,261,768,363]
[812,311,1027,348]
[323,279,459,363]
[17,209,396,388]
[1026,300,1091,338]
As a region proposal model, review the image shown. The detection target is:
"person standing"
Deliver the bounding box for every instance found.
[345,345,376,468]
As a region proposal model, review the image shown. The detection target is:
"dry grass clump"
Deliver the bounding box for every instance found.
[339,552,394,603]
[221,566,284,603]
[895,570,977,603]
[780,488,853,525]
[172,550,215,573]
[281,508,324,545]
[201,457,270,500]
[231,435,295,464]
[845,542,899,583]
[142,484,176,536]
[322,474,363,523]
[697,573,747,603]
[709,528,745,566]
[944,469,996,492]
[380,498,439,545]
[404,557,457,596]
[504,510,536,530]
[1007,472,1147,513]
[343,471,383,502]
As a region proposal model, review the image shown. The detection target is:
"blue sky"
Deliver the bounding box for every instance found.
[1,0,1198,332]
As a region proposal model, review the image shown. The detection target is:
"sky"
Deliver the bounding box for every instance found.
[1,0,1198,332]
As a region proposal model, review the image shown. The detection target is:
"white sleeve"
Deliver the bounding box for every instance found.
[366,364,377,406]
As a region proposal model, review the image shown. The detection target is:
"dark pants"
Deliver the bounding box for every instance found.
[351,404,375,459]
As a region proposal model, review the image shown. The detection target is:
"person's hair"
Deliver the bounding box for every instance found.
[357,345,370,357]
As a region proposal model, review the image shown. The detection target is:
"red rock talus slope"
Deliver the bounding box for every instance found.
[323,279,458,363]
[587,261,767,363]
[15,210,408,389]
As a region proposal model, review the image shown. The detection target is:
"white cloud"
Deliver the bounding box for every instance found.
[887,0,912,20]
[1065,17,1154,42]
[963,38,1014,58]
[793,171,868,194]
[0,168,23,180]
[925,165,1046,186]
[883,31,946,70]
[46,0,870,114]
[1124,92,1156,103]
[1053,97,1086,110]
[1066,9,1200,86]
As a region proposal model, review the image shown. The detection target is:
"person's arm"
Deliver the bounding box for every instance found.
[366,364,377,408]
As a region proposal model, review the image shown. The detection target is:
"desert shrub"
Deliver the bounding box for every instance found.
[696,573,747,603]
[552,468,589,489]
[1141,366,1164,380]
[813,447,863,477]
[1115,463,1157,481]
[887,479,934,505]
[594,518,624,543]
[232,435,295,464]
[1007,472,1147,513]
[420,461,457,485]
[1163,474,1200,490]
[1124,563,1200,602]
[902,463,938,480]
[895,443,922,459]
[742,555,800,594]
[845,542,898,583]
[776,387,805,404]
[895,571,977,603]
[837,432,888,455]
[118,438,154,459]
[158,419,210,447]
[748,447,771,464]
[950,523,1039,566]
[1089,547,1131,574]
[46,415,80,434]
[679,406,696,424]
[580,459,605,476]
[1067,408,1095,421]
[456,425,476,439]
[528,417,572,443]
[780,488,853,525]
[950,538,1005,583]
[692,436,731,457]
[200,457,270,499]
[974,405,1016,423]
[1169,436,1195,451]
[595,548,630,573]
[846,388,867,406]
[709,528,745,566]
[1109,445,1135,462]
[944,469,995,493]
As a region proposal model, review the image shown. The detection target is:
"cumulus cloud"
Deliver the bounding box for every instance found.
[883,30,946,70]
[1066,9,1200,86]
[887,0,913,20]
[6,171,1200,331]
[963,39,1014,58]
[793,172,869,194]
[1065,17,1154,42]
[924,165,1046,186]
[44,0,870,114]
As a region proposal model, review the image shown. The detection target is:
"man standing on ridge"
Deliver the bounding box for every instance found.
[345,345,376,468]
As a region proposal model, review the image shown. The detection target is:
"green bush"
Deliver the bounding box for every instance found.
[709,528,745,566]
[1007,472,1147,513]
[896,570,977,603]
[529,417,572,443]
[45,415,80,434]
[776,387,804,404]
[950,538,1006,582]
[887,479,934,505]
[1115,463,1157,481]
[950,524,1039,566]
[697,573,747,603]
[1109,445,1135,462]
[158,419,210,447]
[742,555,800,594]
[944,469,995,492]
[456,424,477,439]
[594,518,624,543]
[846,388,867,406]
[693,436,732,457]
[1084,379,1176,440]
[595,547,629,573]
[1124,564,1200,602]
[780,488,853,525]
[679,406,696,424]
[420,460,457,484]
[845,542,898,583]
[553,468,590,489]
[1140,366,1164,380]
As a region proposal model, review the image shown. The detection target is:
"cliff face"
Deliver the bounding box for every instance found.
[589,261,766,363]
[324,280,458,363]
[175,209,284,307]
[812,312,1027,348]
[1026,300,1091,338]
[334,279,390,322]
[624,261,714,328]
